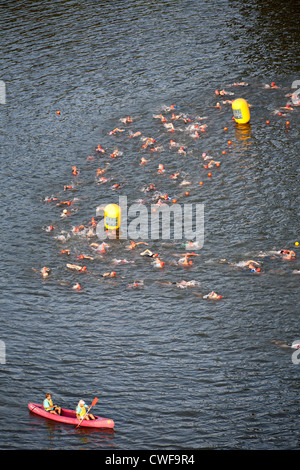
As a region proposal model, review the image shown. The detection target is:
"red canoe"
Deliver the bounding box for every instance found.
[28,403,115,429]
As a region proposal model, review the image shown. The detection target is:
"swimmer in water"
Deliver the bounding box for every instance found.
[111,183,122,190]
[140,249,156,257]
[130,131,142,138]
[96,165,109,176]
[177,253,199,266]
[171,113,182,120]
[152,256,165,268]
[150,145,163,152]
[72,225,85,234]
[204,160,220,168]
[108,128,124,135]
[60,209,72,218]
[96,144,105,153]
[90,242,110,254]
[247,264,261,273]
[213,102,222,109]
[159,280,200,288]
[228,82,249,87]
[56,201,72,207]
[140,157,149,165]
[193,290,222,300]
[126,241,149,250]
[110,148,123,158]
[166,104,180,111]
[89,217,97,228]
[242,260,261,272]
[279,250,296,260]
[41,266,51,278]
[72,282,82,290]
[139,249,164,267]
[143,183,157,192]
[55,233,70,243]
[64,185,75,191]
[203,291,222,300]
[262,82,280,89]
[164,122,175,132]
[120,116,133,124]
[215,89,234,96]
[142,137,156,149]
[66,264,87,272]
[178,146,187,155]
[153,114,167,123]
[96,176,110,185]
[101,271,116,278]
[128,280,144,288]
[45,196,59,203]
[179,179,192,187]
[227,259,261,272]
[77,254,94,260]
[202,152,214,161]
[280,104,295,111]
[32,266,51,278]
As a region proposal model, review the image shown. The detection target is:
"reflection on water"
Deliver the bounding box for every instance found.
[234,123,252,143]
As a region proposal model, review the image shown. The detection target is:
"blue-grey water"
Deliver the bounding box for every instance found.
[0,0,299,451]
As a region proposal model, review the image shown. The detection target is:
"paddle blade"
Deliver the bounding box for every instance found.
[91,397,98,408]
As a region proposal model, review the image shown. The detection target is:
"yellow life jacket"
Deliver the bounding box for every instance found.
[44,398,54,411]
[77,405,87,417]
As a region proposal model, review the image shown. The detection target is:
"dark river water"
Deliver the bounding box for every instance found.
[0,0,300,451]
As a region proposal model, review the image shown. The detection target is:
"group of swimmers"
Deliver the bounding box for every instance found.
[35,80,298,299]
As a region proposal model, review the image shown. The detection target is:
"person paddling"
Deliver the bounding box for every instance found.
[76,399,95,421]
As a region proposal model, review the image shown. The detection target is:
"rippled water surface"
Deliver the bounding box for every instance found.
[0,0,299,450]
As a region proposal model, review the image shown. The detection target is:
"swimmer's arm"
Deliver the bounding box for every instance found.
[244,260,259,266]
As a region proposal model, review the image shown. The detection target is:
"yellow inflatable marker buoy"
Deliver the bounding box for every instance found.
[232,98,250,124]
[104,204,121,230]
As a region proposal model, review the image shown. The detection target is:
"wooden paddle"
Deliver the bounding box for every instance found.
[76,397,98,429]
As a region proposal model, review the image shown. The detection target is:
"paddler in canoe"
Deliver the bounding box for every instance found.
[43,393,61,415]
[76,399,96,421]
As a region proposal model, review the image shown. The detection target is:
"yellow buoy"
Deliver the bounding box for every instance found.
[104,203,121,230]
[232,98,250,124]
